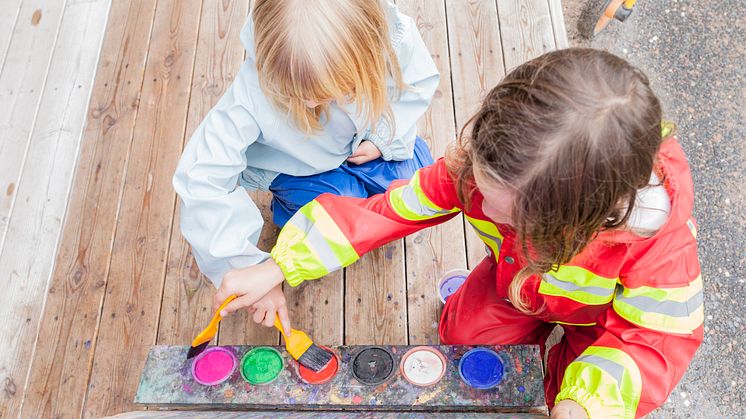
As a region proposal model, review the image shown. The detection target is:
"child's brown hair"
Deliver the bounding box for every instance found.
[447,48,664,312]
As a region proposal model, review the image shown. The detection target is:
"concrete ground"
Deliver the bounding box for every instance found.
[560,1,745,417]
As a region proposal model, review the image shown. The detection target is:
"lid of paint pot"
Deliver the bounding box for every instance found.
[399,346,447,387]
[240,347,284,385]
[191,346,237,386]
[351,346,395,385]
[458,347,504,390]
[298,346,339,385]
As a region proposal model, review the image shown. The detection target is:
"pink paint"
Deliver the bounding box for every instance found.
[191,347,237,386]
[352,395,363,404]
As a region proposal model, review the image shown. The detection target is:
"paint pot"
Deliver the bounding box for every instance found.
[298,346,339,385]
[437,269,470,303]
[190,346,237,386]
[351,346,395,385]
[458,347,504,390]
[399,346,447,387]
[240,347,284,385]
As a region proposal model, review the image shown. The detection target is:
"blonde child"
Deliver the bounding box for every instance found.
[216,49,703,418]
[174,0,439,331]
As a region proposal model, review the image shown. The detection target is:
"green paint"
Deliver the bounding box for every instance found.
[240,347,283,384]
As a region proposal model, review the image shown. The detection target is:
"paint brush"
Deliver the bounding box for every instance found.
[186,295,236,359]
[274,315,333,372]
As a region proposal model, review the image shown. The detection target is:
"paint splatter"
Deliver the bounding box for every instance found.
[352,395,363,404]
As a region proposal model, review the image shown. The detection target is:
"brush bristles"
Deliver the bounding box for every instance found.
[186,341,209,359]
[297,344,334,372]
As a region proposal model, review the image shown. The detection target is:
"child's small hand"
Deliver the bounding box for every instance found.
[214,259,285,319]
[550,400,588,419]
[248,283,291,334]
[347,140,382,165]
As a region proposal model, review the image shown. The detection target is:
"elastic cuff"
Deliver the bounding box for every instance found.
[269,242,303,287]
[555,386,601,419]
[366,134,394,161]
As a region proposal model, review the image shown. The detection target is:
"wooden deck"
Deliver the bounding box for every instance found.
[0,0,567,417]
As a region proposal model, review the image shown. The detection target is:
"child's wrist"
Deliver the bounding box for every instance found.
[264,258,285,286]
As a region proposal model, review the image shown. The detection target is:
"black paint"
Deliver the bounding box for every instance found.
[351,346,395,385]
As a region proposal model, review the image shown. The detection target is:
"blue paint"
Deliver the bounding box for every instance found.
[458,348,504,389]
[438,275,467,301]
[518,385,526,393]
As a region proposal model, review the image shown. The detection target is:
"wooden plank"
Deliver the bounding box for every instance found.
[157,0,251,347]
[0,0,65,269]
[0,0,111,416]
[496,0,557,70]
[284,270,344,346]
[82,0,204,416]
[445,0,505,269]
[547,0,569,49]
[0,1,68,416]
[0,1,22,71]
[396,0,466,345]
[344,241,408,345]
[18,2,159,418]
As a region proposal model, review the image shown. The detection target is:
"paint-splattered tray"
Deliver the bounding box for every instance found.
[135,345,546,413]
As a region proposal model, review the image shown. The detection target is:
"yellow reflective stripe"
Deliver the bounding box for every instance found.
[557,346,642,419]
[539,265,617,305]
[613,275,704,334]
[465,216,503,256]
[301,201,359,264]
[389,171,459,221]
[686,219,697,238]
[272,201,360,287]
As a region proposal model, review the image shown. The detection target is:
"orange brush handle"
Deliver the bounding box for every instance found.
[190,295,236,347]
[274,315,312,360]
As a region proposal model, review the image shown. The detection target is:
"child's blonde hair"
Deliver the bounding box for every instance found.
[447,49,664,313]
[252,0,404,135]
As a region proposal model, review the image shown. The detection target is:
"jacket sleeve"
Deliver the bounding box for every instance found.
[365,13,440,161]
[555,222,703,418]
[271,159,461,286]
[173,61,268,287]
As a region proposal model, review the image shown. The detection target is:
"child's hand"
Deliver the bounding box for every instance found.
[347,140,382,165]
[550,400,588,419]
[214,259,285,319]
[248,284,291,334]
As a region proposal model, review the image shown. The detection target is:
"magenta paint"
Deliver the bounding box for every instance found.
[437,269,470,303]
[191,347,237,386]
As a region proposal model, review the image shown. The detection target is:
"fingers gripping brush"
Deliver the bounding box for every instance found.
[274,315,333,372]
[187,295,236,359]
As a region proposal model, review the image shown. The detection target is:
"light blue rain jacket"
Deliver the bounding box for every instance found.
[172,3,440,286]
